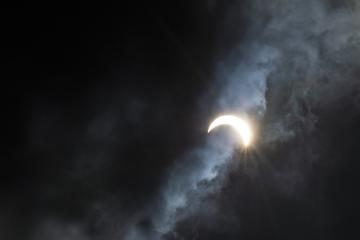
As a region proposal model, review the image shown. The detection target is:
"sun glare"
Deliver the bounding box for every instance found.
[208,115,253,147]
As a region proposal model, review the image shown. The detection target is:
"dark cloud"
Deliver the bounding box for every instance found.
[2,1,360,240]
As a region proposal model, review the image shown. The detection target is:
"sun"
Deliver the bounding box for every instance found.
[208,115,253,147]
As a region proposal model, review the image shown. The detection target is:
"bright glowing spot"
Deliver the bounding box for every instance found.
[208,115,253,147]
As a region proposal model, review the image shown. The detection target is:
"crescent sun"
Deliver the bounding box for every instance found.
[208,115,252,147]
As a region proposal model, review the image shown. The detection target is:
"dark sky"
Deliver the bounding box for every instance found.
[2,1,360,240]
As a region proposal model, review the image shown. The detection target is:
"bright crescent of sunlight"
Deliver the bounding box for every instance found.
[208,115,252,147]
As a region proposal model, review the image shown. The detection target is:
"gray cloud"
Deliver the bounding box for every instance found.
[128,0,360,238]
[20,1,360,240]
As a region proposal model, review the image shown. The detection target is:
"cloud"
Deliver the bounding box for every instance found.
[13,1,360,240]
[134,0,360,238]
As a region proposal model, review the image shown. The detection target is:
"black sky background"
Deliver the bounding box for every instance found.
[2,1,360,240]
